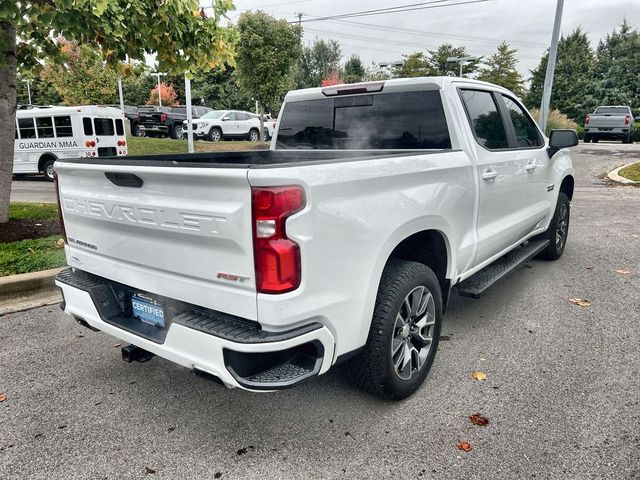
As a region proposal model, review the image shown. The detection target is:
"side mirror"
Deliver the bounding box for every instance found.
[548,129,578,157]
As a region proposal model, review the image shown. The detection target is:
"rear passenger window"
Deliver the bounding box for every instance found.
[501,95,542,148]
[36,117,55,138]
[83,117,93,135]
[277,90,451,150]
[460,90,508,150]
[115,119,124,135]
[94,118,115,135]
[236,112,249,121]
[18,118,36,139]
[54,116,73,137]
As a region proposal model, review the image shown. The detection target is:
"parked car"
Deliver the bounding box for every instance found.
[183,110,261,141]
[107,104,140,136]
[249,113,277,140]
[584,105,635,143]
[54,77,577,399]
[139,105,212,139]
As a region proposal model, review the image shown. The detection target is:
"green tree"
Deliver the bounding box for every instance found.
[16,72,62,105]
[121,65,155,106]
[42,38,119,104]
[0,0,236,223]
[236,11,302,139]
[191,68,254,111]
[593,21,640,109]
[526,28,596,121]
[478,42,525,96]
[343,54,365,83]
[393,52,432,78]
[296,39,342,88]
[427,44,480,77]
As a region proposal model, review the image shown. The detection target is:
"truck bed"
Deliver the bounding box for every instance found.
[59,148,447,168]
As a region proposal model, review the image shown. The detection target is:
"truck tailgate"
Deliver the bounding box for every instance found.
[55,161,257,320]
[590,114,626,128]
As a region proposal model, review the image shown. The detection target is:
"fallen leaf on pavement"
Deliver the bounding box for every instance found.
[471,371,487,381]
[457,441,473,452]
[113,343,122,348]
[615,269,631,275]
[469,413,490,426]
[0,394,6,402]
[55,238,65,249]
[569,298,591,307]
[145,467,156,475]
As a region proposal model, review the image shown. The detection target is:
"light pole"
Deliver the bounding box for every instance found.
[153,72,167,106]
[446,56,479,78]
[539,0,565,133]
[22,80,32,105]
[117,77,125,115]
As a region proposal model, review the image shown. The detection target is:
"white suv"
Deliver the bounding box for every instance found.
[184,110,261,142]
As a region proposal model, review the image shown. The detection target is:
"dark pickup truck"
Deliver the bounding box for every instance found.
[138,105,212,139]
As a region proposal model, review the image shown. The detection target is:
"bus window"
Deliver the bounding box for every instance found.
[18,118,36,139]
[36,117,55,138]
[54,116,73,137]
[115,118,124,136]
[83,117,93,135]
[95,118,115,136]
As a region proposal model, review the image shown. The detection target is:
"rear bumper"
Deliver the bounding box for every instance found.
[585,127,631,138]
[139,125,168,133]
[55,269,335,391]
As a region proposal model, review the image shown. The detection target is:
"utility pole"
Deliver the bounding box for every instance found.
[184,74,194,153]
[22,80,32,105]
[117,77,124,115]
[539,0,564,133]
[153,72,167,106]
[296,12,303,40]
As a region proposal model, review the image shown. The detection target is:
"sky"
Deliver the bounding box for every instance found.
[222,0,640,77]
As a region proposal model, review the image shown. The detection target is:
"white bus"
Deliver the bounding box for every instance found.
[14,106,128,181]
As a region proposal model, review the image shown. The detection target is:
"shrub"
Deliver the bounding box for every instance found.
[529,108,578,134]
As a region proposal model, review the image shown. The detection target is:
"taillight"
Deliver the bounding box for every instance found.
[252,186,305,294]
[53,171,67,244]
[585,114,590,125]
[85,140,96,148]
[160,113,167,122]
[117,140,127,146]
[625,114,631,125]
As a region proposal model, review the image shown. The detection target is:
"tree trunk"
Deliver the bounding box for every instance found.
[258,103,265,142]
[0,21,17,224]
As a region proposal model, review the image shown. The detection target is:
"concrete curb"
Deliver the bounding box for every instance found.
[607,161,640,185]
[0,267,65,300]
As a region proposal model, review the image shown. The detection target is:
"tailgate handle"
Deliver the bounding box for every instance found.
[105,172,143,188]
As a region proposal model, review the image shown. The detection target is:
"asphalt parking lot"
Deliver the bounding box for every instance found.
[1,143,639,479]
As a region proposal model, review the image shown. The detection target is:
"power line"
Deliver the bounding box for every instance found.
[292,0,492,23]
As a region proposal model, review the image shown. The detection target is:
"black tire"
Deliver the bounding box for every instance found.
[347,259,443,400]
[592,138,599,143]
[208,127,222,142]
[248,129,260,142]
[625,132,633,144]
[170,124,184,140]
[131,121,140,137]
[264,128,270,141]
[537,192,570,260]
[583,134,591,143]
[42,159,55,182]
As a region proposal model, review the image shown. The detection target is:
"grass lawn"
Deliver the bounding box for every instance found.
[9,202,59,221]
[0,235,65,276]
[127,136,269,156]
[619,161,640,182]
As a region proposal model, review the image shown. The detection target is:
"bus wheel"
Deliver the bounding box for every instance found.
[43,159,55,182]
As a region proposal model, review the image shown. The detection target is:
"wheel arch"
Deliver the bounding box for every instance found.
[560,174,574,201]
[38,152,58,172]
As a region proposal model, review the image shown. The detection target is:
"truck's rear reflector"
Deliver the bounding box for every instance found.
[252,186,305,294]
[53,171,67,244]
[322,81,385,97]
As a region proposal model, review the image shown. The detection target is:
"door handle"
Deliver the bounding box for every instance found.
[525,160,537,172]
[482,169,498,181]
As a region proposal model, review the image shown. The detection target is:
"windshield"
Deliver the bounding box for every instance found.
[201,111,227,120]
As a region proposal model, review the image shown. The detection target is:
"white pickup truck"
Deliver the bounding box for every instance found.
[54,78,578,399]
